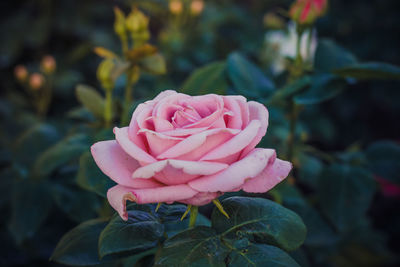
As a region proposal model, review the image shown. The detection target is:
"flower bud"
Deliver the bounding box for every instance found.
[169,0,183,15]
[14,65,28,82]
[126,8,149,33]
[97,59,115,90]
[29,73,45,90]
[289,0,328,25]
[190,0,204,16]
[114,7,127,41]
[40,55,56,74]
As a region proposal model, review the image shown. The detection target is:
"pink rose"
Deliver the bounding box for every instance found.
[91,90,292,220]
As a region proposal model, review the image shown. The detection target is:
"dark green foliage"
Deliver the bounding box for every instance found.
[76,151,116,198]
[99,210,164,258]
[227,53,275,98]
[181,61,228,95]
[211,197,307,252]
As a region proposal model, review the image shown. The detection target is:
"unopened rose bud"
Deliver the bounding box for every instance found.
[14,65,28,82]
[40,55,56,74]
[29,73,45,90]
[97,59,115,90]
[169,0,183,15]
[126,8,149,33]
[289,0,328,25]
[114,7,127,41]
[190,0,204,16]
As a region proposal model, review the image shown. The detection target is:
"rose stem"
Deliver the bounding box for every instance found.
[189,206,198,228]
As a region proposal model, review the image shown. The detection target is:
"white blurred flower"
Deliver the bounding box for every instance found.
[264,22,317,74]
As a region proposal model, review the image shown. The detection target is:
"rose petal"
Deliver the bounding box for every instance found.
[107,184,198,220]
[242,158,292,193]
[180,192,223,206]
[152,90,178,102]
[161,127,209,137]
[241,101,269,157]
[223,96,243,129]
[153,93,190,119]
[114,127,156,164]
[189,148,276,192]
[182,95,225,128]
[153,117,174,132]
[200,120,261,161]
[157,128,240,160]
[132,159,228,185]
[91,140,161,188]
[228,95,250,128]
[138,129,183,157]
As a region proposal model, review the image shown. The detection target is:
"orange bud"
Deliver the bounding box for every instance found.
[14,65,28,82]
[169,0,183,15]
[190,0,204,16]
[41,55,56,74]
[289,0,328,25]
[29,73,45,90]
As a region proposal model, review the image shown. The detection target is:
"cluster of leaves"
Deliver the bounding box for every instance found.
[51,197,306,266]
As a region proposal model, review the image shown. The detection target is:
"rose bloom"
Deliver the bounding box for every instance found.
[290,0,328,25]
[91,90,292,220]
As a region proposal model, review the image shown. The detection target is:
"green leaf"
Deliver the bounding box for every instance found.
[33,134,90,178]
[317,164,376,232]
[267,76,311,103]
[211,197,306,252]
[314,39,357,72]
[154,226,229,267]
[366,141,400,185]
[98,210,164,258]
[52,184,101,222]
[14,123,60,172]
[226,243,300,267]
[8,180,52,244]
[76,152,116,197]
[227,52,275,98]
[181,61,228,95]
[334,62,400,80]
[51,218,109,266]
[140,53,167,75]
[75,84,105,119]
[294,74,346,105]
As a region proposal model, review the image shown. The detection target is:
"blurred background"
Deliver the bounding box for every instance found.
[1,0,400,266]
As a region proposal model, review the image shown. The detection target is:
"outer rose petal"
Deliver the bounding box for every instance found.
[91,140,162,188]
[189,148,276,192]
[242,159,292,193]
[180,192,223,206]
[241,101,269,157]
[114,127,156,164]
[223,96,243,129]
[226,95,250,128]
[200,120,261,161]
[152,90,178,102]
[107,184,198,220]
[132,159,228,185]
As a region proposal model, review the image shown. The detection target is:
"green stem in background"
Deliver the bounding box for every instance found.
[286,25,306,171]
[121,37,129,56]
[104,88,113,128]
[306,28,313,61]
[121,82,134,126]
[189,206,198,228]
[287,100,298,162]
